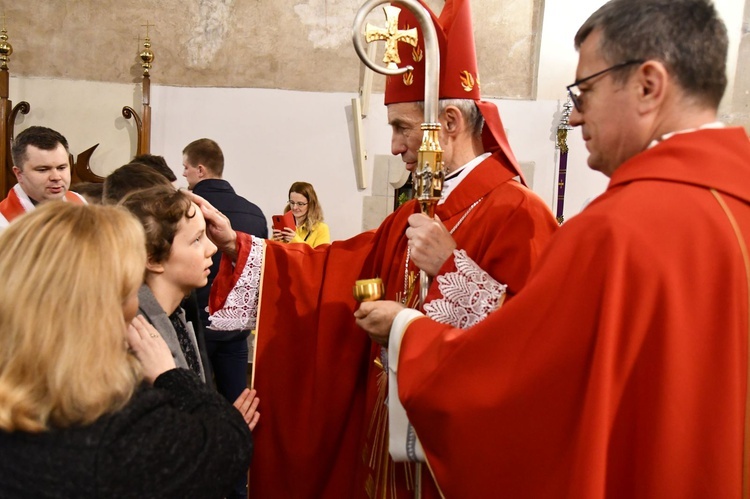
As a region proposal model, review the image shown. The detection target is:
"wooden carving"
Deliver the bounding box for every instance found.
[1,23,155,195]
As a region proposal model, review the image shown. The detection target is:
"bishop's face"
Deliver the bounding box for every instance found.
[388,102,456,174]
[388,102,424,173]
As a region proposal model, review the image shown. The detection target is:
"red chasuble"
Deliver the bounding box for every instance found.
[211,152,557,498]
[396,127,750,498]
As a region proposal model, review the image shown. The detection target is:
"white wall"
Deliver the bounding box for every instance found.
[537,0,745,109]
[151,88,608,239]
[152,86,374,241]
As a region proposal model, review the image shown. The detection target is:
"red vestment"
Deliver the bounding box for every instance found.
[0,183,85,228]
[396,127,750,498]
[211,152,557,498]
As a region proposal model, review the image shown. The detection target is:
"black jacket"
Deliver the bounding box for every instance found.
[0,369,252,498]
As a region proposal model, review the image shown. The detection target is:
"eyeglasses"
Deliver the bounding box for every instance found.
[566,60,644,112]
[288,200,308,207]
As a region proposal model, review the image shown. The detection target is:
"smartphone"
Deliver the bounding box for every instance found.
[272,211,296,231]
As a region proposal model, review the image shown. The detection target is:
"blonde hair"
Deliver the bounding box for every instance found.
[0,202,146,432]
[285,181,324,233]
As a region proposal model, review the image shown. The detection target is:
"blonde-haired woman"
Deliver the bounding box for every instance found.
[272,181,330,247]
[0,203,253,498]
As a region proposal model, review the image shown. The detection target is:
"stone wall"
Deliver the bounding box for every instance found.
[5,0,540,98]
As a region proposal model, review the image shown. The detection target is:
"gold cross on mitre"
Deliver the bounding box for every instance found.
[365,6,417,69]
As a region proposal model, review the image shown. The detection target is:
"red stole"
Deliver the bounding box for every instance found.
[0,186,85,223]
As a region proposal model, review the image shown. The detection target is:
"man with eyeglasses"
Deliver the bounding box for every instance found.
[182,137,267,499]
[355,0,750,496]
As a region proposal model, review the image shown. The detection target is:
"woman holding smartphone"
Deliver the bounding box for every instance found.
[272,181,330,247]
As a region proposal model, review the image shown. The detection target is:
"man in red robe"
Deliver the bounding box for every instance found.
[0,126,85,229]
[202,1,556,497]
[356,0,750,497]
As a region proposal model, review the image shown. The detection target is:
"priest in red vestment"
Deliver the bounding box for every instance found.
[204,0,556,497]
[0,126,85,229]
[356,1,750,497]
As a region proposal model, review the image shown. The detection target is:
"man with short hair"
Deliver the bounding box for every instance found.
[199,1,557,496]
[0,126,85,228]
[355,0,750,496]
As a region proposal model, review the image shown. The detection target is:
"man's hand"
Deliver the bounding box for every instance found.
[354,301,406,346]
[233,388,261,431]
[406,213,457,277]
[190,192,239,261]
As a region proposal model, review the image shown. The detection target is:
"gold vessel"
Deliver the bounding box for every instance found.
[353,278,384,302]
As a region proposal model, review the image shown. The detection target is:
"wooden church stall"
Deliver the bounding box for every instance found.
[0,24,155,197]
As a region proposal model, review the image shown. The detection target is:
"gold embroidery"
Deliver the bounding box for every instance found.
[403,70,414,86]
[412,44,423,63]
[459,70,475,92]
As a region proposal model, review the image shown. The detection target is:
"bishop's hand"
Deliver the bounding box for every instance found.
[354,301,405,346]
[406,213,456,277]
[190,192,239,261]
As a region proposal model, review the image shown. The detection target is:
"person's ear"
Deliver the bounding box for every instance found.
[146,258,165,274]
[11,166,22,182]
[197,164,207,178]
[442,106,462,135]
[636,61,668,113]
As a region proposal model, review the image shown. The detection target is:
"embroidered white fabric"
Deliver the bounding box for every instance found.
[208,236,264,331]
[423,249,507,329]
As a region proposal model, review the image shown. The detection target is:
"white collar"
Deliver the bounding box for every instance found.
[647,121,725,149]
[440,152,491,205]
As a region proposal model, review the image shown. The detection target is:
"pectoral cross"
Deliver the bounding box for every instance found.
[365,6,418,69]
